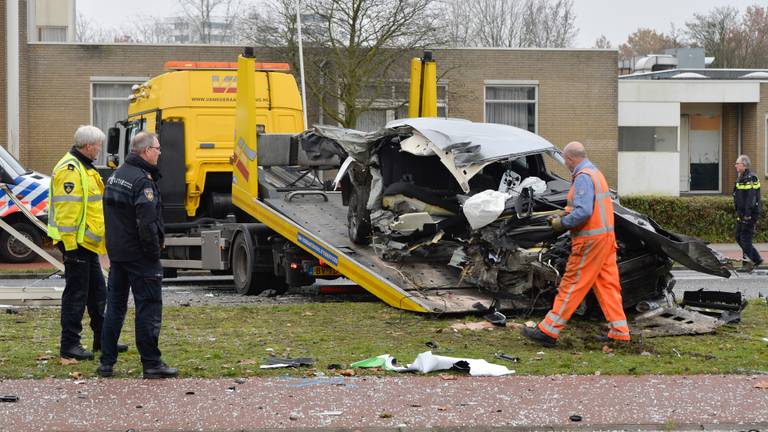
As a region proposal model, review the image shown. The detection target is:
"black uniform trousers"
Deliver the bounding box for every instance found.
[736,220,762,264]
[100,258,164,368]
[59,245,106,350]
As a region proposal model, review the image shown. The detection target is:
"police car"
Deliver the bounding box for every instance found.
[0,145,49,262]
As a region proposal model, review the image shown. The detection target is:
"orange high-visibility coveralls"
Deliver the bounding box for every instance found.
[537,166,630,341]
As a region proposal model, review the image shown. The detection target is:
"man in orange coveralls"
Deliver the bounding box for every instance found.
[522,141,630,347]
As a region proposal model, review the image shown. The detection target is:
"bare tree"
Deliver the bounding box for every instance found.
[619,28,680,62]
[593,34,612,49]
[734,5,768,68]
[685,6,740,68]
[240,0,444,128]
[441,0,577,48]
[177,0,242,44]
[75,13,114,43]
[520,0,577,48]
[118,15,175,44]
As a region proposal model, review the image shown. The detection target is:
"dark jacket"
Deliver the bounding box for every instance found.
[733,168,761,221]
[103,153,164,262]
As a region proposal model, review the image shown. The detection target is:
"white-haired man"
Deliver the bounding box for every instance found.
[48,125,126,360]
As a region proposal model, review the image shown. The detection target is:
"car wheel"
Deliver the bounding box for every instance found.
[347,187,372,245]
[0,222,43,263]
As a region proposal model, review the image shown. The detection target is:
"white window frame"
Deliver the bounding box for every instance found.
[483,80,539,134]
[90,76,148,165]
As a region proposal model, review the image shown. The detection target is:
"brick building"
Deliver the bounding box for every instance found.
[2,0,618,185]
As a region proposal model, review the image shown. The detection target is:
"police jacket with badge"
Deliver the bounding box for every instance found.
[733,169,761,221]
[47,147,106,254]
[103,153,164,262]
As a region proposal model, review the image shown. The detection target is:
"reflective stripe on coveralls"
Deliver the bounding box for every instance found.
[539,166,630,341]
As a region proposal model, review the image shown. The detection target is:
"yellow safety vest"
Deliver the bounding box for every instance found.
[46,152,106,254]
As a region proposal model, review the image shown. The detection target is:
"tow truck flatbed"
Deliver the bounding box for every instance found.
[255,167,500,313]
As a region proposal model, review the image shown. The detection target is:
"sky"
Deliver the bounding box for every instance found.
[77,0,761,48]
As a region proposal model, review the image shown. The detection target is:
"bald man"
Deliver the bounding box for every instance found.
[522,142,630,347]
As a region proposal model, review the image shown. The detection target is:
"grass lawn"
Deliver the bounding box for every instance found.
[1,301,766,379]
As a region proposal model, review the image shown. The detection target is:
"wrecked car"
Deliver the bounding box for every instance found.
[299,117,731,319]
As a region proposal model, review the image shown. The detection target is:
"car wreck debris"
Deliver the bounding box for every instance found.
[351,351,514,376]
[632,304,723,337]
[302,118,732,329]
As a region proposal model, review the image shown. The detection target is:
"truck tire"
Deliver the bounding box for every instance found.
[347,188,372,245]
[231,232,263,295]
[0,222,43,263]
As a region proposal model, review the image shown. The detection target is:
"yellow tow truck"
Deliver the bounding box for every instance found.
[106,49,470,313]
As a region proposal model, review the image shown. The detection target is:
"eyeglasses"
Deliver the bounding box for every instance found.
[149,145,161,152]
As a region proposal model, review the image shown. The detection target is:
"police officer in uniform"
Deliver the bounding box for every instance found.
[733,154,763,272]
[48,125,127,360]
[97,131,177,379]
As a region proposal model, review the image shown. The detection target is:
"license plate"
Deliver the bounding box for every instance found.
[311,265,341,277]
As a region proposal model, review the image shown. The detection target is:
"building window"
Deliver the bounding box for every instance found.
[91,79,146,165]
[354,83,448,132]
[619,126,677,152]
[485,85,537,132]
[38,26,67,42]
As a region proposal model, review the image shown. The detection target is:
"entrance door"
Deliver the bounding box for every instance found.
[679,115,690,192]
[688,113,721,192]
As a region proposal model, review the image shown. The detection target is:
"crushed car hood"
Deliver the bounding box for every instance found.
[310,118,561,193]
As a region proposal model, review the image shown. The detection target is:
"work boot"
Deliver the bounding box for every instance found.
[594,334,630,345]
[60,345,94,361]
[521,326,557,348]
[95,364,114,378]
[143,363,179,379]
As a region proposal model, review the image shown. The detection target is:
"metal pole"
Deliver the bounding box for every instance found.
[296,0,309,130]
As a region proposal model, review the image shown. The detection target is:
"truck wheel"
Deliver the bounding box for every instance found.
[347,188,372,245]
[0,222,43,263]
[231,233,263,295]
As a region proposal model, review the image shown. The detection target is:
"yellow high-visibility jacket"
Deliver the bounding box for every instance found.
[46,151,106,254]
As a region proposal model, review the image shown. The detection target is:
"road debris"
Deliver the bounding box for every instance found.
[449,321,496,331]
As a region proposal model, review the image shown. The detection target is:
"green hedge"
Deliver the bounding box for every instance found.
[619,195,768,243]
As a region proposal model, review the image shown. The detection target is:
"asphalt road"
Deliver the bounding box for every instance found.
[1,269,766,307]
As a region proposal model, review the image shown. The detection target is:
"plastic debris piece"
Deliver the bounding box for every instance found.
[350,354,400,370]
[495,353,519,363]
[265,356,314,367]
[0,395,19,402]
[570,415,582,422]
[317,411,343,416]
[450,321,496,331]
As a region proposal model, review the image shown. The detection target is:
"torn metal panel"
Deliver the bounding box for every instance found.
[632,305,724,337]
[614,203,731,278]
